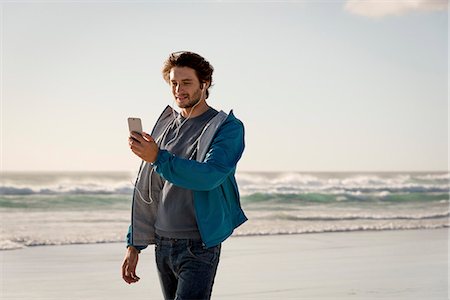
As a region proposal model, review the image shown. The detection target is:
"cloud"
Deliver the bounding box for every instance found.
[344,0,448,18]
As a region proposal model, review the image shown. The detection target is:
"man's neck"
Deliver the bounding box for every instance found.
[180,100,210,118]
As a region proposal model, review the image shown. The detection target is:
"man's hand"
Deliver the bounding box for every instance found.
[122,246,141,284]
[129,132,159,163]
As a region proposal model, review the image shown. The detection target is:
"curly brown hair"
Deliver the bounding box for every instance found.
[162,51,214,99]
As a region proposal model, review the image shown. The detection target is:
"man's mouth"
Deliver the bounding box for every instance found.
[176,95,188,101]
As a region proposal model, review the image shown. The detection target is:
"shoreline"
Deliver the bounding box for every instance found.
[1,226,448,252]
[2,228,448,299]
[0,225,450,253]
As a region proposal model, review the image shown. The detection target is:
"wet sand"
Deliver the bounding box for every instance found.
[1,229,447,299]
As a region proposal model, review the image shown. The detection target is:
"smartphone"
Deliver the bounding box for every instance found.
[128,117,142,136]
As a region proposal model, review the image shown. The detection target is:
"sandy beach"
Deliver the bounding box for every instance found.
[1,229,448,299]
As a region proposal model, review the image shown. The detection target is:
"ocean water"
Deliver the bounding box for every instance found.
[0,171,448,250]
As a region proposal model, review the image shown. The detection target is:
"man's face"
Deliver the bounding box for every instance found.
[169,66,203,109]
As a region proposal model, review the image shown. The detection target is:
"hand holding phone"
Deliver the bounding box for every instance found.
[127,117,159,163]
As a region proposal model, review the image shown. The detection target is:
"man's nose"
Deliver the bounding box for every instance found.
[175,84,183,93]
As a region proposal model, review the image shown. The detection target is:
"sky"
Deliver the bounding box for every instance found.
[1,0,448,172]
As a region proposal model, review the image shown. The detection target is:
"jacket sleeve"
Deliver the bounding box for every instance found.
[153,116,245,191]
[126,225,148,252]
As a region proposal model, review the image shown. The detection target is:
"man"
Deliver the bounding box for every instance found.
[122,51,247,300]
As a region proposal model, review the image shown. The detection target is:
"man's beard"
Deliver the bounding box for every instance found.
[177,88,202,109]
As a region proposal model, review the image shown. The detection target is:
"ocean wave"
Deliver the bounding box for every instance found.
[2,225,447,250]
[0,237,121,251]
[232,224,449,237]
[255,211,450,222]
[241,192,449,204]
[415,173,450,181]
[239,185,449,197]
[2,184,447,197]
[0,185,134,196]
[2,172,448,196]
[0,194,130,210]
[237,172,449,195]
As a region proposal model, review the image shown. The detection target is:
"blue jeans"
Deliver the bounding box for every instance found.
[155,235,221,300]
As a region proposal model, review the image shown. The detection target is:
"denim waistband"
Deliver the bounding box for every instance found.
[155,234,203,245]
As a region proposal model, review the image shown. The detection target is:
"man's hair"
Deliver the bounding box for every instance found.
[162,51,214,99]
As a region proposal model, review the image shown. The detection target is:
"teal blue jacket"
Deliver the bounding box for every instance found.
[127,106,247,250]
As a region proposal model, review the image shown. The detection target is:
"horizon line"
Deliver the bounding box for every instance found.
[1,169,448,173]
